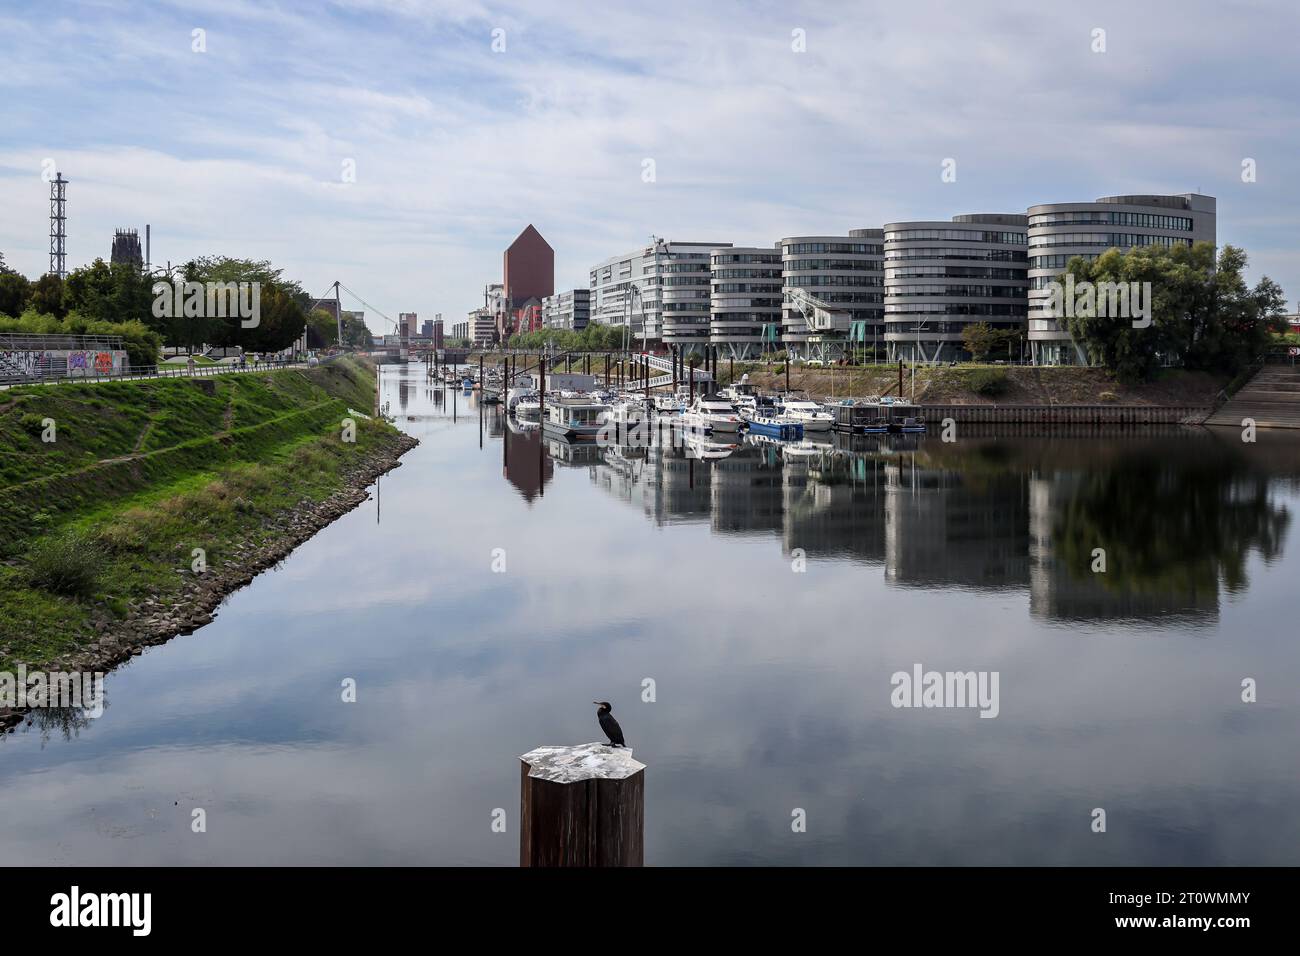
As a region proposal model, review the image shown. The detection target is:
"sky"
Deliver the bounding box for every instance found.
[1,0,1297,333]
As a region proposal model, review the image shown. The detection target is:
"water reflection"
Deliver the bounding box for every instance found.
[523,424,1295,626]
[3,369,1298,867]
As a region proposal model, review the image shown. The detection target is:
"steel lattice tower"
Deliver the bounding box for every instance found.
[49,173,68,279]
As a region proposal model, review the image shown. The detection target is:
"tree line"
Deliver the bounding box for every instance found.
[0,252,315,364]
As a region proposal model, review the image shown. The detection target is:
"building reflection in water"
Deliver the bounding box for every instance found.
[511,428,1293,626]
[502,417,553,503]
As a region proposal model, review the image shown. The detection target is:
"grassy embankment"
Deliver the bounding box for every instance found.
[0,357,403,670]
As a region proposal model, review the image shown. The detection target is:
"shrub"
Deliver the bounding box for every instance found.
[1098,391,1119,403]
[19,412,46,436]
[968,368,1009,398]
[26,530,105,598]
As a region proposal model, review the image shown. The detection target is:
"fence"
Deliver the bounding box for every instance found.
[0,359,304,389]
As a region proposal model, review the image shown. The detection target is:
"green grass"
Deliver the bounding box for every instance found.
[0,357,402,669]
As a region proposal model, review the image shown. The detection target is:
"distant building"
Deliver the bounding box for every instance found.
[432,318,445,349]
[399,312,418,339]
[504,224,554,308]
[589,238,731,353]
[420,319,433,338]
[512,296,545,336]
[543,289,591,331]
[110,228,143,268]
[450,319,469,342]
[468,308,496,346]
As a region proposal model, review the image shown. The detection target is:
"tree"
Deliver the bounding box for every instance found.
[1060,242,1287,383]
[29,274,68,318]
[0,272,31,318]
[180,256,308,353]
[961,322,997,361]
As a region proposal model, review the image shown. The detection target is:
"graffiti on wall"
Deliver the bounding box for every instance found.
[0,350,46,377]
[65,350,122,377]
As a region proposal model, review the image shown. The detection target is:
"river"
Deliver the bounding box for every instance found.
[2,363,1297,865]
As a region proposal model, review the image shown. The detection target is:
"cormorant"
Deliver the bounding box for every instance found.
[593,701,625,747]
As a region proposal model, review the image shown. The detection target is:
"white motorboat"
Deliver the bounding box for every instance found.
[515,397,542,418]
[603,398,649,427]
[654,390,686,415]
[777,396,835,431]
[684,394,743,433]
[506,373,538,410]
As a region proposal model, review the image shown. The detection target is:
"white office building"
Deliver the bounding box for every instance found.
[589,238,731,353]
[1026,194,1216,364]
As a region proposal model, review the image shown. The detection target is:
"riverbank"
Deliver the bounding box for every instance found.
[0,357,417,728]
[462,353,1230,407]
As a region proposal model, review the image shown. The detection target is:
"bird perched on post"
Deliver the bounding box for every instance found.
[593,701,625,748]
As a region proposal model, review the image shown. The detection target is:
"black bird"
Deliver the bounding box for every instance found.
[593,701,625,748]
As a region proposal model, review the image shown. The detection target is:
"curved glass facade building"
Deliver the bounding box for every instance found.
[709,245,784,359]
[779,229,884,360]
[1026,193,1216,364]
[883,214,1028,363]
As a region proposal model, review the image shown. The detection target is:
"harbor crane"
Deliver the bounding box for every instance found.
[785,287,852,333]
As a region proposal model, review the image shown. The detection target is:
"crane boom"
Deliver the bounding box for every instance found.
[785,287,851,333]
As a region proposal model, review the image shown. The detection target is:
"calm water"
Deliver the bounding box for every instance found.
[2,364,1298,866]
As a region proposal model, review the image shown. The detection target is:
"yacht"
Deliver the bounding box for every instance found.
[678,394,743,434]
[506,373,538,410]
[777,395,835,432]
[654,390,687,415]
[604,397,649,427]
[515,396,542,419]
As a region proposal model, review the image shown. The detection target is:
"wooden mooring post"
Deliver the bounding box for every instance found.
[519,743,646,867]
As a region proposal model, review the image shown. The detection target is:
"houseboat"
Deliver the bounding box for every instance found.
[542,397,610,441]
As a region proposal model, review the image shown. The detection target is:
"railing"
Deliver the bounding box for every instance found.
[0,332,126,351]
[0,359,306,388]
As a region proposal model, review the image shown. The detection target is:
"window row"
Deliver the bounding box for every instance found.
[1028,211,1193,231]
[886,229,1026,244]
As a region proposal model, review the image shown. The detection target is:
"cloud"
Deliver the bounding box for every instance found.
[0,0,1296,327]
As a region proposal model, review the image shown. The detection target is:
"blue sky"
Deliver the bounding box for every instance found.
[1,0,1297,332]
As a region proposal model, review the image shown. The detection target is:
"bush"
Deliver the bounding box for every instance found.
[1098,391,1119,403]
[968,368,1009,398]
[19,412,46,436]
[26,530,105,598]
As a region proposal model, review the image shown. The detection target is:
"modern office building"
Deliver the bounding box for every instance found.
[1026,193,1216,365]
[710,245,783,359]
[589,239,730,352]
[450,319,469,342]
[780,230,884,360]
[883,215,1028,363]
[543,289,591,331]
